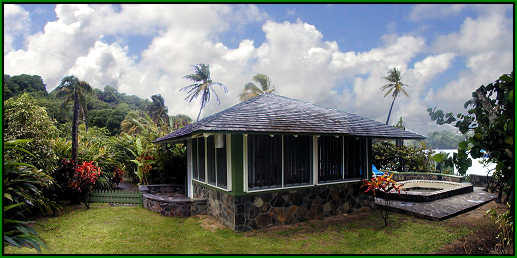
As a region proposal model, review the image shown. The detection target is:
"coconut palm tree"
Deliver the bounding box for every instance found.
[239,73,274,101]
[381,68,409,125]
[181,64,226,121]
[55,76,93,164]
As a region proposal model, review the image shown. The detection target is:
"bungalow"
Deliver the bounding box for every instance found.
[154,93,424,231]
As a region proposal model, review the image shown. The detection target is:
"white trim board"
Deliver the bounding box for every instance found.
[192,179,231,192]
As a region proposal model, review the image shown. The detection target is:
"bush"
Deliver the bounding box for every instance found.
[4,93,59,173]
[487,203,514,254]
[373,141,433,172]
[149,143,187,185]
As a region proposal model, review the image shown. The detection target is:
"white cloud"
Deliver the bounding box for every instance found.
[3,4,512,136]
[67,41,136,90]
[4,4,30,53]
[426,5,513,113]
[409,4,468,21]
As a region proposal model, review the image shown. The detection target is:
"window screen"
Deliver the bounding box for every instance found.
[248,135,282,190]
[284,135,312,186]
[318,136,343,182]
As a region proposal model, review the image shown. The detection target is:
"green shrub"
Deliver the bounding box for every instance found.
[373,141,433,172]
[4,93,59,173]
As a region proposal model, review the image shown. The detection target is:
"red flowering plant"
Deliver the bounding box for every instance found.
[69,161,102,208]
[362,172,403,226]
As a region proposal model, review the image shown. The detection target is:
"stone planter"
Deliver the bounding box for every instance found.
[140,184,207,217]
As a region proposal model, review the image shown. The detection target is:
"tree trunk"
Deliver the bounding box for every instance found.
[196,104,203,122]
[72,89,80,164]
[84,110,88,133]
[385,97,396,125]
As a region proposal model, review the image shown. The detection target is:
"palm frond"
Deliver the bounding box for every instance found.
[400,87,409,97]
[383,87,395,97]
[253,73,272,91]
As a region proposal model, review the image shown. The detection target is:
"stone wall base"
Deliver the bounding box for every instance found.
[391,173,464,183]
[143,196,207,217]
[193,181,371,232]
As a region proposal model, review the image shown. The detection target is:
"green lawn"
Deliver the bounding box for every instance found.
[6,204,471,254]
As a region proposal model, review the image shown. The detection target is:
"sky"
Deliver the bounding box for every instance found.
[3,4,514,135]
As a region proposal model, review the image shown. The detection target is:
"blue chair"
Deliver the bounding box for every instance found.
[372,164,385,176]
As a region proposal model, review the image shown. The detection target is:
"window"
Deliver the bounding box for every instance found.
[248,135,282,190]
[318,136,343,183]
[284,135,312,186]
[216,135,227,188]
[193,134,228,189]
[198,137,205,181]
[206,136,216,185]
[344,136,364,179]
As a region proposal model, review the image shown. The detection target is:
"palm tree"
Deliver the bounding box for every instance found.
[120,111,157,137]
[239,73,274,101]
[381,68,409,125]
[148,94,169,128]
[55,76,93,164]
[181,64,226,122]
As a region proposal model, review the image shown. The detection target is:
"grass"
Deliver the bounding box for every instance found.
[5,204,472,254]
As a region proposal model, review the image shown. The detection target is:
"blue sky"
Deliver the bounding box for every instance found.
[4,4,513,134]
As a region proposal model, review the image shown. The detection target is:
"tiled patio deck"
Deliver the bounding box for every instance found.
[375,187,497,220]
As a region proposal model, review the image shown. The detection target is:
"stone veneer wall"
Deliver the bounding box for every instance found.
[193,181,236,229]
[193,181,371,231]
[390,172,464,183]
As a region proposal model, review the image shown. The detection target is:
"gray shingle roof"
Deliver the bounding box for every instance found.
[154,93,425,142]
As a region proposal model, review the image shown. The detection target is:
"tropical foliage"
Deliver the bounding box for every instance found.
[372,141,434,172]
[148,94,169,128]
[487,204,514,253]
[4,93,59,173]
[431,152,454,174]
[428,71,514,209]
[3,74,47,100]
[55,76,93,163]
[3,140,58,252]
[181,64,226,121]
[381,68,409,125]
[240,73,274,101]
[362,172,402,226]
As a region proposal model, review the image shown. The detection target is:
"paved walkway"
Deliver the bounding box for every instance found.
[375,187,496,220]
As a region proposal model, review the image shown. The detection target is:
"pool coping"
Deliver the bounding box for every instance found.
[382,180,473,202]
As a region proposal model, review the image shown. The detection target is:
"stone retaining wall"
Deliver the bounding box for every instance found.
[390,172,464,183]
[468,174,492,187]
[142,194,207,217]
[193,181,371,231]
[140,184,206,217]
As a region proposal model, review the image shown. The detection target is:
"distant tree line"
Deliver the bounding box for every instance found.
[424,130,467,149]
[3,74,191,136]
